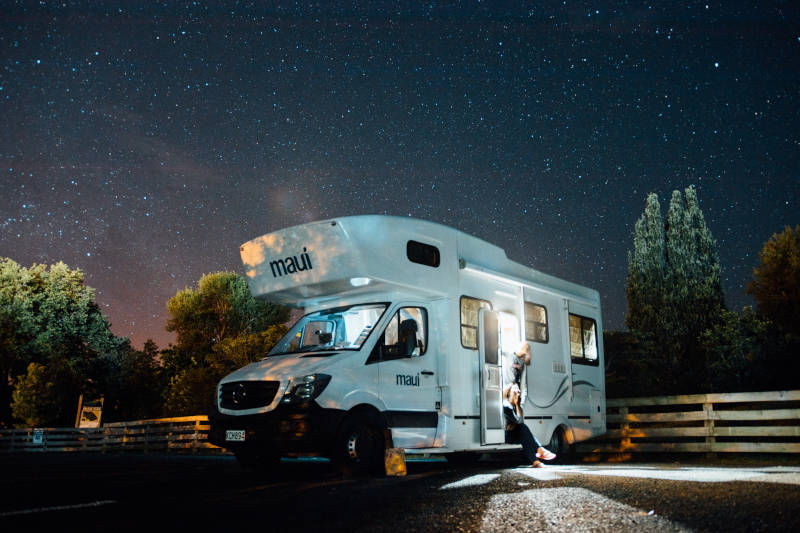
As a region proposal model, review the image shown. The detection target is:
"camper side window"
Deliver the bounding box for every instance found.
[569,314,599,366]
[524,302,549,343]
[368,307,428,363]
[460,296,492,349]
[407,240,440,267]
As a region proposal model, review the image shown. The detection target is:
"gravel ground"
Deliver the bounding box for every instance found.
[480,487,692,532]
[314,461,800,533]
[1,454,799,532]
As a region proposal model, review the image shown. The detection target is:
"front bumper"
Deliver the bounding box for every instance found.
[208,401,345,456]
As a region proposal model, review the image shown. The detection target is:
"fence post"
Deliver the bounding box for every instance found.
[703,401,716,458]
[620,406,630,451]
[192,419,199,454]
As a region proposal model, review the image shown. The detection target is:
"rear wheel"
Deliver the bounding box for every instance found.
[548,427,572,463]
[333,414,385,476]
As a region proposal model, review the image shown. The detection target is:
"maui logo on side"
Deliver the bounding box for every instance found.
[396,374,420,387]
[269,247,313,278]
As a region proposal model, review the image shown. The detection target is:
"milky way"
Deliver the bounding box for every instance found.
[1,2,797,348]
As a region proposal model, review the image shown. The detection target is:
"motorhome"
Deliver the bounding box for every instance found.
[208,215,605,472]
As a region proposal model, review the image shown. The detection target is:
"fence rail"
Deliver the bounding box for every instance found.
[3,390,800,456]
[575,390,800,455]
[0,415,226,454]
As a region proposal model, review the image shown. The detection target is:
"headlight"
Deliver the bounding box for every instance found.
[282,374,332,404]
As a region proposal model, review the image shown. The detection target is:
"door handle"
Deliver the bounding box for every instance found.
[421,371,434,376]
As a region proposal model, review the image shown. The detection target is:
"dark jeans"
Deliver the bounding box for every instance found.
[505,423,543,464]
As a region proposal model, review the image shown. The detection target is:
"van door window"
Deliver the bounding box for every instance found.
[368,307,427,363]
[460,296,492,349]
[524,302,549,343]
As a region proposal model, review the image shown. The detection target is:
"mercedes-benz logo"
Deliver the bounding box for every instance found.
[232,383,247,405]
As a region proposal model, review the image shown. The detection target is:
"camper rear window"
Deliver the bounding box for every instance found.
[460,296,492,349]
[569,314,599,366]
[407,240,440,267]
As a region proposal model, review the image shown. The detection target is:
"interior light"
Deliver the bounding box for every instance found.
[350,277,370,287]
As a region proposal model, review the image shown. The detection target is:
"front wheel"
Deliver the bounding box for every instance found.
[333,414,385,476]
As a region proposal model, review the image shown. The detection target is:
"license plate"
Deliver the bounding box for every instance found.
[225,430,246,442]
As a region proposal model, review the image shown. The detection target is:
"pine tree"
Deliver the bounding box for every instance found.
[683,186,725,315]
[625,187,726,393]
[626,193,666,336]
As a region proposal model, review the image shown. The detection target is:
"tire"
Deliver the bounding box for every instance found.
[548,427,572,463]
[333,414,385,476]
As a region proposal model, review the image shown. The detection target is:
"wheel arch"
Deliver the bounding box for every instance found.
[556,422,576,445]
[337,403,388,435]
[332,403,389,475]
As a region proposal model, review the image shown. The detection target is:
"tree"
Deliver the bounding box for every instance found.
[626,193,667,349]
[162,272,289,415]
[101,339,166,422]
[747,225,800,335]
[603,330,654,398]
[206,327,288,378]
[699,305,800,392]
[625,187,726,393]
[699,307,763,392]
[0,259,124,427]
[11,361,76,428]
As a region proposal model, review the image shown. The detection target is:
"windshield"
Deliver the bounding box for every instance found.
[267,303,388,356]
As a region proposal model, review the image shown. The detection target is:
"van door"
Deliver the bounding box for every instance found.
[478,308,504,445]
[370,305,439,449]
[522,291,570,411]
[567,300,603,424]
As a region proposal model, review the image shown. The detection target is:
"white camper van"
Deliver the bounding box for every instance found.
[208,215,605,472]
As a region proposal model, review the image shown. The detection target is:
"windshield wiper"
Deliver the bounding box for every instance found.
[266,343,351,358]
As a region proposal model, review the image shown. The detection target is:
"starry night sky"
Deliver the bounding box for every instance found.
[1,1,798,349]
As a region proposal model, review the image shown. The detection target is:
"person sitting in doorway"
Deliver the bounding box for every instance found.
[504,384,556,467]
[504,341,531,404]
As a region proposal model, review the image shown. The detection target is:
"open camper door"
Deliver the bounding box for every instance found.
[478,308,504,445]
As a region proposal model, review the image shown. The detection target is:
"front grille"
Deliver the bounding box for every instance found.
[220,381,280,410]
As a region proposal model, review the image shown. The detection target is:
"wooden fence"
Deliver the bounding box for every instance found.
[3,390,799,455]
[576,390,800,455]
[0,415,226,454]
